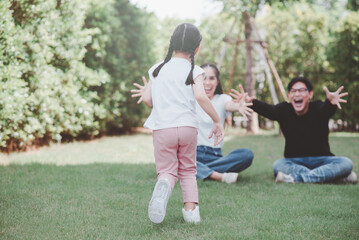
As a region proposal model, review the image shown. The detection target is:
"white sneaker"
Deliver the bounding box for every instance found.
[182,205,201,224]
[275,172,295,183]
[221,172,238,184]
[342,171,358,184]
[148,179,172,224]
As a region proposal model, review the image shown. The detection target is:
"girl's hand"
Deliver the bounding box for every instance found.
[208,122,224,146]
[131,76,148,104]
[323,86,348,109]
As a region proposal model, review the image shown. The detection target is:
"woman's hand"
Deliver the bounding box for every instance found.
[229,84,255,103]
[228,85,254,121]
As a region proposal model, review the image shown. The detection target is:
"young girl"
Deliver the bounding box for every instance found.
[132,23,223,224]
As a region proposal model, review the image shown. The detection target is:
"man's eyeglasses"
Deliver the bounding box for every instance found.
[289,88,308,94]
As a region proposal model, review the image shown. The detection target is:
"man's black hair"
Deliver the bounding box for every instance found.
[287,77,313,91]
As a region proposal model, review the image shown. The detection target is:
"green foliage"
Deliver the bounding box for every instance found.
[0,1,28,148]
[0,0,109,151]
[199,2,331,100]
[84,0,155,133]
[327,12,359,129]
[257,3,330,94]
[214,0,262,16]
[1,0,359,152]
[198,1,358,130]
[152,17,196,62]
[197,13,245,91]
[347,0,359,11]
[1,0,157,151]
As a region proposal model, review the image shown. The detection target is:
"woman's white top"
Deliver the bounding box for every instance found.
[196,94,232,148]
[144,58,205,130]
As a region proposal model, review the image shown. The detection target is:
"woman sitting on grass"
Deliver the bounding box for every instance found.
[193,63,254,184]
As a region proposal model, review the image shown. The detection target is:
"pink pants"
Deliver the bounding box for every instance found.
[153,127,198,204]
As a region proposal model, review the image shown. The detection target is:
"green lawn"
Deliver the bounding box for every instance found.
[1,129,358,239]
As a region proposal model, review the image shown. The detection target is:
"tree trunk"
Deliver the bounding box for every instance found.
[243,11,259,133]
[217,19,236,70]
[226,33,240,93]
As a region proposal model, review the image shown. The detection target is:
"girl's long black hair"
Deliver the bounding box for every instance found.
[152,23,202,85]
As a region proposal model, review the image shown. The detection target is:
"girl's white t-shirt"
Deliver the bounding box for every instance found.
[144,58,205,130]
[196,94,232,148]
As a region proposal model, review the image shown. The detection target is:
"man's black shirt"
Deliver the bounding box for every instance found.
[251,99,336,158]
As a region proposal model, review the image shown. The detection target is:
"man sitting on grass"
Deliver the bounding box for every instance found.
[234,77,357,184]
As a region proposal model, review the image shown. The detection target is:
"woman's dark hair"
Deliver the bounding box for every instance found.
[287,76,313,92]
[200,63,223,95]
[152,23,202,85]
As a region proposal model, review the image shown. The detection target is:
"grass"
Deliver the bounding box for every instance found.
[1,129,358,239]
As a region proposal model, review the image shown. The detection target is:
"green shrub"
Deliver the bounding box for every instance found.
[0,0,109,151]
[84,0,155,133]
[327,12,359,130]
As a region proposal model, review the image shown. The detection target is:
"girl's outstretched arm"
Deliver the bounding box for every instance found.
[131,76,153,108]
[192,75,224,146]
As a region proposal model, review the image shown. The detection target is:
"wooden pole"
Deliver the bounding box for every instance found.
[250,19,288,101]
[249,19,279,104]
[243,11,259,133]
[261,47,288,101]
[226,31,241,93]
[253,44,279,104]
[217,19,236,70]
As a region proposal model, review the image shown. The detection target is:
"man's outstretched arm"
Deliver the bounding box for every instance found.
[230,85,282,121]
[318,86,348,117]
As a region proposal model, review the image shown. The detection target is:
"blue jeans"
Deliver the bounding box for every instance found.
[196,146,254,179]
[273,156,353,183]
